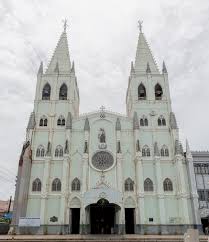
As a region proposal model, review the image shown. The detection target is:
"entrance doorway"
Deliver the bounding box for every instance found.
[90,199,117,234]
[71,208,80,234]
[125,208,135,234]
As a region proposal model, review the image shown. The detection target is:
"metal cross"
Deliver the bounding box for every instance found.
[100,106,105,112]
[62,19,68,32]
[138,20,143,33]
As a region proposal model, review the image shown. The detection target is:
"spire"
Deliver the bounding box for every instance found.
[116,118,121,131]
[162,61,167,74]
[27,112,36,130]
[134,25,159,74]
[66,112,72,129]
[84,118,90,131]
[37,61,43,76]
[146,62,151,73]
[46,30,71,74]
[71,61,75,73]
[170,112,178,129]
[186,139,193,159]
[130,61,135,76]
[154,142,160,156]
[133,112,139,130]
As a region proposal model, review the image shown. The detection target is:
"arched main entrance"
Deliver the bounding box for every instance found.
[88,198,120,234]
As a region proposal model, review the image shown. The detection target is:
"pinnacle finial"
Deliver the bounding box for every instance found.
[62,19,68,33]
[138,20,143,33]
[146,62,151,73]
[162,61,167,74]
[71,61,75,73]
[130,61,135,75]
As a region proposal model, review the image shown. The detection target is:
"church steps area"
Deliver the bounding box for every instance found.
[0,235,208,242]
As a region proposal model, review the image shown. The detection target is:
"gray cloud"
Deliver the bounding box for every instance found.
[0,0,208,199]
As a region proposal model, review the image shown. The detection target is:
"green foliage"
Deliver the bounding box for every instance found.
[0,217,10,224]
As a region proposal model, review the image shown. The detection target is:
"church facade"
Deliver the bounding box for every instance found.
[12,23,201,235]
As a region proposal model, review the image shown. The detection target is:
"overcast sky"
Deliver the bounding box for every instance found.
[0,0,209,200]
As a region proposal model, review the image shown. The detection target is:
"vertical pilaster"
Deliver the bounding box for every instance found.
[40,157,50,224]
[155,157,166,224]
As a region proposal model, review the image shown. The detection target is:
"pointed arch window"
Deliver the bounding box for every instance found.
[55,145,63,157]
[57,115,65,126]
[59,83,67,100]
[144,178,154,192]
[142,145,151,157]
[124,178,134,191]
[155,83,163,100]
[163,178,173,191]
[138,83,146,100]
[71,178,81,191]
[161,145,169,157]
[36,145,45,157]
[52,178,61,192]
[32,178,41,192]
[140,116,148,126]
[39,116,48,127]
[42,83,51,100]
[158,115,166,126]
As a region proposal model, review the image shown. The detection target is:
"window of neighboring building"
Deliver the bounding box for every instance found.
[198,190,205,201]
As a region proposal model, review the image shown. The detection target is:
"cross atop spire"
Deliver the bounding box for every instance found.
[62,19,68,33]
[138,20,143,33]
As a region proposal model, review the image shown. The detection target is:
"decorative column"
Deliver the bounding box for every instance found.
[133,112,145,231]
[175,140,190,223]
[154,141,166,225]
[59,155,70,226]
[80,118,90,233]
[40,156,50,225]
[116,118,123,192]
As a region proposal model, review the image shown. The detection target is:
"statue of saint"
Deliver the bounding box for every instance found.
[98,128,106,143]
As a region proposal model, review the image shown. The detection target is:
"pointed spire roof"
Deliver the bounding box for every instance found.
[170,112,178,129]
[84,118,90,131]
[134,31,159,74]
[46,31,71,74]
[116,118,121,131]
[154,142,160,156]
[133,112,139,130]
[66,112,72,129]
[27,112,36,130]
[162,61,167,74]
[186,139,193,159]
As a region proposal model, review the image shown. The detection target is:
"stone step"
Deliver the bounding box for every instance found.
[0,235,208,242]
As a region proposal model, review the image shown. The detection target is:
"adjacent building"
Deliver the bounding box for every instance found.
[12,23,201,235]
[192,151,209,232]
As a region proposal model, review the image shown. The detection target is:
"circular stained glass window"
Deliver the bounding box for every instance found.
[92,151,114,171]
